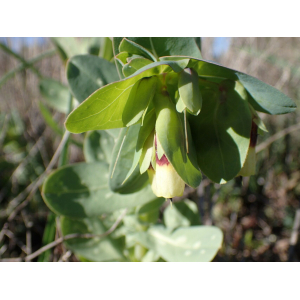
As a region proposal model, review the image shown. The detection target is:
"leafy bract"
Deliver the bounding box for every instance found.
[178,68,202,115]
[189,80,252,183]
[122,76,157,126]
[42,162,158,218]
[61,216,125,261]
[119,38,157,62]
[109,124,149,194]
[153,90,202,188]
[123,58,153,77]
[134,225,223,262]
[66,54,119,103]
[65,60,190,133]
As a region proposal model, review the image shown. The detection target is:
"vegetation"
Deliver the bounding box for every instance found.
[0,37,299,262]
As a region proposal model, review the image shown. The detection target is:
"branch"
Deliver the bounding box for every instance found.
[7,130,70,222]
[0,48,56,88]
[256,123,300,153]
[0,130,71,244]
[1,209,128,262]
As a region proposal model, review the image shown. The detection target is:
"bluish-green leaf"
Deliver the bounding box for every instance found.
[109,124,149,194]
[83,129,117,164]
[39,78,70,113]
[134,225,223,262]
[67,54,119,103]
[178,68,202,115]
[125,37,202,59]
[119,38,156,62]
[188,58,296,115]
[61,216,125,262]
[164,199,201,230]
[42,162,158,218]
[189,80,252,183]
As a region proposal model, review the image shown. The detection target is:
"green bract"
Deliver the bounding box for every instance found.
[65,37,296,187]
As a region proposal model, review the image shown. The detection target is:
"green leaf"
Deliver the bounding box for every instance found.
[139,131,154,174]
[189,80,252,183]
[61,216,125,261]
[134,225,223,262]
[66,54,119,103]
[112,37,125,79]
[122,76,158,126]
[178,68,202,115]
[38,213,56,262]
[122,109,156,183]
[83,129,117,164]
[39,78,70,113]
[99,37,113,61]
[42,162,158,218]
[109,124,149,194]
[122,58,153,77]
[119,38,156,61]
[125,37,202,59]
[153,88,202,188]
[136,198,165,224]
[51,37,103,62]
[187,58,296,115]
[163,199,201,230]
[65,60,189,133]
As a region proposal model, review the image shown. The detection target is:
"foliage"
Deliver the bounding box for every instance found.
[0,37,298,262]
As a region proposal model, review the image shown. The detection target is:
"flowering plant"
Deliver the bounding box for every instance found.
[65,37,295,198]
[41,37,295,262]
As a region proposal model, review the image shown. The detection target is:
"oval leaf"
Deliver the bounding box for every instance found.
[189,80,252,183]
[122,76,158,126]
[134,225,223,262]
[61,216,125,262]
[65,60,190,133]
[109,124,149,194]
[42,162,158,218]
[67,54,119,103]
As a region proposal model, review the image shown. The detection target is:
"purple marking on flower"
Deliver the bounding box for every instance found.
[156,153,170,166]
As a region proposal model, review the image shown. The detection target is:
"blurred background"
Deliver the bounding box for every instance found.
[0,37,300,262]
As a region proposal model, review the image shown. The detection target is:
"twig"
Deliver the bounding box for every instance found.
[288,208,300,262]
[0,130,71,244]
[24,208,128,262]
[7,130,70,222]
[0,49,56,88]
[256,123,300,153]
[0,43,42,78]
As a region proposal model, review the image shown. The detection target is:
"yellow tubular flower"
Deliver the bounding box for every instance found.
[147,135,185,198]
